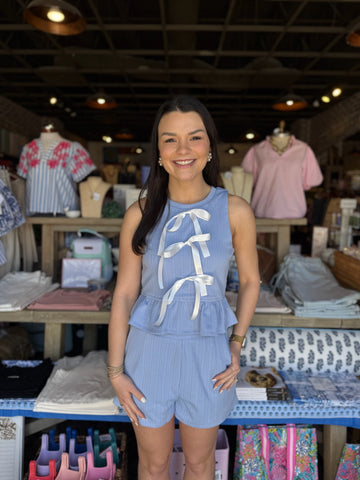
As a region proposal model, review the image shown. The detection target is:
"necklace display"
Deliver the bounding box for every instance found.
[87,179,103,201]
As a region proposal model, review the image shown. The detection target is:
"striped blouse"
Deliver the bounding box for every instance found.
[17,138,96,215]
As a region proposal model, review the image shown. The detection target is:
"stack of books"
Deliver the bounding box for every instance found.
[236,366,287,401]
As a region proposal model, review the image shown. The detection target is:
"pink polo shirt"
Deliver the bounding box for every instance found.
[242,136,323,219]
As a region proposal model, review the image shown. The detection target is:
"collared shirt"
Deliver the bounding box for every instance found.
[17,138,96,215]
[242,136,323,219]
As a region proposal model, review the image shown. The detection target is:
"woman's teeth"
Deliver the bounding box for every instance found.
[175,159,193,165]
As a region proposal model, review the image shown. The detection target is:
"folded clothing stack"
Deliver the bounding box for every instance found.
[271,254,360,318]
[34,351,119,415]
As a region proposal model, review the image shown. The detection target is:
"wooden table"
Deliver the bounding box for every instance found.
[26,216,306,279]
[255,217,307,268]
[26,216,123,279]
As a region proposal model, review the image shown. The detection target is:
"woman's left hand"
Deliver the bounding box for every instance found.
[212,346,241,393]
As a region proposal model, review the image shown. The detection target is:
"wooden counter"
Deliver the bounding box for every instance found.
[26,216,306,279]
[3,309,359,361]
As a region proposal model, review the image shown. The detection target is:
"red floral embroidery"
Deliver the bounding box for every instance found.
[30,158,40,168]
[48,159,58,169]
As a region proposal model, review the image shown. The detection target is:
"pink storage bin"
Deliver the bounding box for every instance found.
[169,428,229,480]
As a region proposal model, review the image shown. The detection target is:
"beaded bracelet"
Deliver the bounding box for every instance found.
[107,364,124,378]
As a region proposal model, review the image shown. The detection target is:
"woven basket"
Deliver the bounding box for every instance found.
[332,251,360,292]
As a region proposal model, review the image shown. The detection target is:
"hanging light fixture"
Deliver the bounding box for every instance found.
[115,130,135,140]
[240,129,261,142]
[272,93,308,111]
[23,0,86,36]
[346,23,360,47]
[226,146,238,155]
[85,91,117,110]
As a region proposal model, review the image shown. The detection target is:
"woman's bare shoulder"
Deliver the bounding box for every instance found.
[228,193,254,218]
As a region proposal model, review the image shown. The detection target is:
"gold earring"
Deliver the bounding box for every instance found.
[158,156,163,167]
[207,152,212,162]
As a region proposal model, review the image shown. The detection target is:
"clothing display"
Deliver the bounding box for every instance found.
[27,288,111,311]
[17,135,96,215]
[242,135,323,218]
[0,271,58,311]
[272,254,360,318]
[225,287,291,314]
[0,170,25,275]
[34,351,119,415]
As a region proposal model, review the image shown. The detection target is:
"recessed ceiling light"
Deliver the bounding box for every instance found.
[332,87,342,97]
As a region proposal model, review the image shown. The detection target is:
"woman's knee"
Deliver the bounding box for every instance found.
[138,451,172,477]
[183,451,215,476]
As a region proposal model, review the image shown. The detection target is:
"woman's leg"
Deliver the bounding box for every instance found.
[134,416,175,480]
[179,422,219,480]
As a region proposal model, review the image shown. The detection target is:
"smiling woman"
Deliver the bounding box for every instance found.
[107,95,260,479]
[157,111,212,201]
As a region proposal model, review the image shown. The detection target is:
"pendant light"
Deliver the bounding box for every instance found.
[346,23,360,47]
[85,91,117,110]
[23,0,86,36]
[272,93,308,111]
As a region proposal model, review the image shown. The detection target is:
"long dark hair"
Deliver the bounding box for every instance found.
[132,95,220,255]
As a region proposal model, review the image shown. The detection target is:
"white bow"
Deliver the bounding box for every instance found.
[158,209,210,258]
[157,233,210,289]
[154,274,214,326]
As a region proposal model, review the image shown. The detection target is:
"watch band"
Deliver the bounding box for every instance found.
[229,334,246,347]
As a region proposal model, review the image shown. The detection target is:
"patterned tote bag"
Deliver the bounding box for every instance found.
[233,424,318,480]
[335,443,360,480]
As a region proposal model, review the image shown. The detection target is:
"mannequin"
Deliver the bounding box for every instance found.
[269,120,291,155]
[40,122,63,154]
[102,164,119,185]
[17,123,96,216]
[79,176,111,218]
[242,120,323,219]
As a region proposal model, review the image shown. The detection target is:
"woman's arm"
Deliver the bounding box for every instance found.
[229,194,260,342]
[108,201,145,424]
[212,194,260,392]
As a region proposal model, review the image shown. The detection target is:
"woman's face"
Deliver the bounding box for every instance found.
[157,110,211,183]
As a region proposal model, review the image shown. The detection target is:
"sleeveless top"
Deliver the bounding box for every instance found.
[129,187,237,336]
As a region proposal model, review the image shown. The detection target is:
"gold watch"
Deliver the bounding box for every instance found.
[229,334,246,347]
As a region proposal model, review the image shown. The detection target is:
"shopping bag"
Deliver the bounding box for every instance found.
[335,443,360,480]
[233,424,318,480]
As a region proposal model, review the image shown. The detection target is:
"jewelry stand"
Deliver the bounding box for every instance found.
[79,177,111,218]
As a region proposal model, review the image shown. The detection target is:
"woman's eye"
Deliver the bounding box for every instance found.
[164,138,175,143]
[191,136,202,141]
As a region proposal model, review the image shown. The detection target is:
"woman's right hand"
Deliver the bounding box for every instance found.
[111,374,146,426]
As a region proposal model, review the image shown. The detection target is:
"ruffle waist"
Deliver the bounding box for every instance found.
[128,293,237,336]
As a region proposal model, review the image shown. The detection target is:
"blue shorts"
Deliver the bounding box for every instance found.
[115,326,237,428]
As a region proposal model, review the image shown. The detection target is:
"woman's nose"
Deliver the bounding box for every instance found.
[176,139,190,153]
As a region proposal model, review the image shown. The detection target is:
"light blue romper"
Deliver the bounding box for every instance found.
[118,187,238,428]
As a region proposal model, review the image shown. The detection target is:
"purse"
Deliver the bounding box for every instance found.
[233,424,318,480]
[335,443,360,480]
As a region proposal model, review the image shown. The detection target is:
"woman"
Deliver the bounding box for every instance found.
[108,96,260,479]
